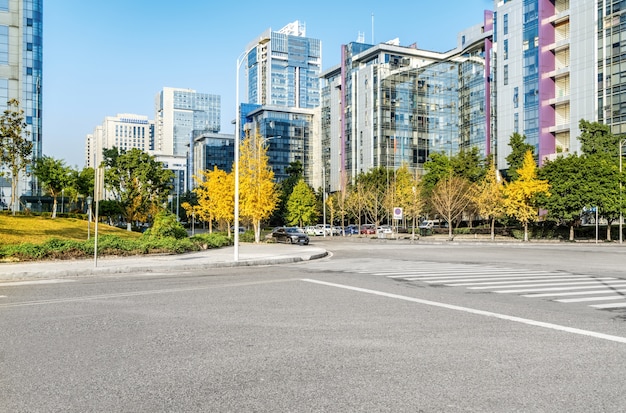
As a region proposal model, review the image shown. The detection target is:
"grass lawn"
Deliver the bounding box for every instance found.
[0,214,141,246]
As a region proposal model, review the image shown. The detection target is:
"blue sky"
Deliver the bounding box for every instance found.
[43,0,493,168]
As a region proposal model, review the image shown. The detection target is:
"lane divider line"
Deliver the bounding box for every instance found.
[301,278,626,345]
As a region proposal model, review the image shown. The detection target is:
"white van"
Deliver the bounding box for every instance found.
[418,219,448,229]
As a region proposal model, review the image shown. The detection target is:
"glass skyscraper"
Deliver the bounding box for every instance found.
[0,0,43,200]
[246,21,321,109]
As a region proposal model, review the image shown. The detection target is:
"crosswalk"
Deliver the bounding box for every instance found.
[350,262,626,310]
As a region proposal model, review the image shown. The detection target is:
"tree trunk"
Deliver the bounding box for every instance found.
[490,217,495,241]
[607,224,612,242]
[569,224,575,241]
[524,222,529,242]
[52,197,58,219]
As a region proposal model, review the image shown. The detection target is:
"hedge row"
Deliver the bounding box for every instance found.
[0,232,233,262]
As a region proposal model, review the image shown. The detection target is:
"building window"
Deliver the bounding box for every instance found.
[514,87,519,108]
[0,0,7,11]
[503,14,508,35]
[504,64,509,85]
[514,113,519,133]
[0,25,7,65]
[504,39,508,60]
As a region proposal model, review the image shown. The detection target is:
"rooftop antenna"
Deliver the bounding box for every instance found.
[372,13,374,44]
[357,31,365,43]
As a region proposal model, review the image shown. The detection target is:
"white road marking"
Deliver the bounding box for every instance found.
[468,279,620,290]
[494,282,626,294]
[591,302,626,309]
[0,279,75,287]
[453,277,610,287]
[557,296,626,303]
[408,274,572,283]
[301,278,626,344]
[524,288,626,298]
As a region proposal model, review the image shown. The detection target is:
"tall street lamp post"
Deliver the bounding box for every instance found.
[619,139,626,244]
[234,47,254,261]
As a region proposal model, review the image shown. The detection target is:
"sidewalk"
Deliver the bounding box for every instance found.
[0,243,328,281]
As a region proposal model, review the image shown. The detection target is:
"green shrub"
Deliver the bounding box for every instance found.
[143,211,187,239]
[239,230,256,243]
[190,233,232,249]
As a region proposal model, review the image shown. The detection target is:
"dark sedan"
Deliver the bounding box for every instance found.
[271,227,310,245]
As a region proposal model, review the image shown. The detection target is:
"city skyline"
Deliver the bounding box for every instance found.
[42,0,492,168]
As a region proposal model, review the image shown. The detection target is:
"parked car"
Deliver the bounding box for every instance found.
[304,226,317,236]
[345,225,359,235]
[271,227,310,245]
[315,224,332,236]
[377,225,393,234]
[360,224,376,235]
[332,226,342,236]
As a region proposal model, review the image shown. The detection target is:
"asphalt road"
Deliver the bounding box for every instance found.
[1,240,626,412]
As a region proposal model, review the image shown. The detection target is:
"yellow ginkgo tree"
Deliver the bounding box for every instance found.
[474,160,506,240]
[239,133,278,243]
[186,166,234,235]
[502,150,550,242]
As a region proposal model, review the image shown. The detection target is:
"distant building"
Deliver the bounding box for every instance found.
[242,105,316,184]
[0,0,43,208]
[191,132,235,188]
[321,16,493,193]
[246,21,321,109]
[154,87,221,157]
[85,114,154,169]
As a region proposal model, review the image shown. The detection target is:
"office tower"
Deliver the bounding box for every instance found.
[240,21,321,187]
[154,87,221,157]
[245,20,321,109]
[321,16,493,193]
[492,0,596,168]
[85,114,154,169]
[0,0,42,205]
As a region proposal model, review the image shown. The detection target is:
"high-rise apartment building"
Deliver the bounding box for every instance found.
[85,113,154,169]
[492,0,596,168]
[0,0,42,206]
[245,21,321,109]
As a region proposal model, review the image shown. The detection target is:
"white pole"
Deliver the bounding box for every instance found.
[323,165,326,238]
[234,57,240,262]
[619,139,626,244]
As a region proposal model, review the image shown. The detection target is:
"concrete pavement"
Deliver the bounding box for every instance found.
[0,243,328,281]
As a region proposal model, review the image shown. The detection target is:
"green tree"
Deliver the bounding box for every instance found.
[239,133,278,243]
[102,147,173,231]
[506,133,534,181]
[578,120,616,157]
[577,120,622,240]
[0,99,31,214]
[503,150,550,241]
[32,155,72,218]
[272,161,303,226]
[451,147,486,183]
[537,154,590,241]
[422,152,453,200]
[286,178,318,227]
[68,166,94,212]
